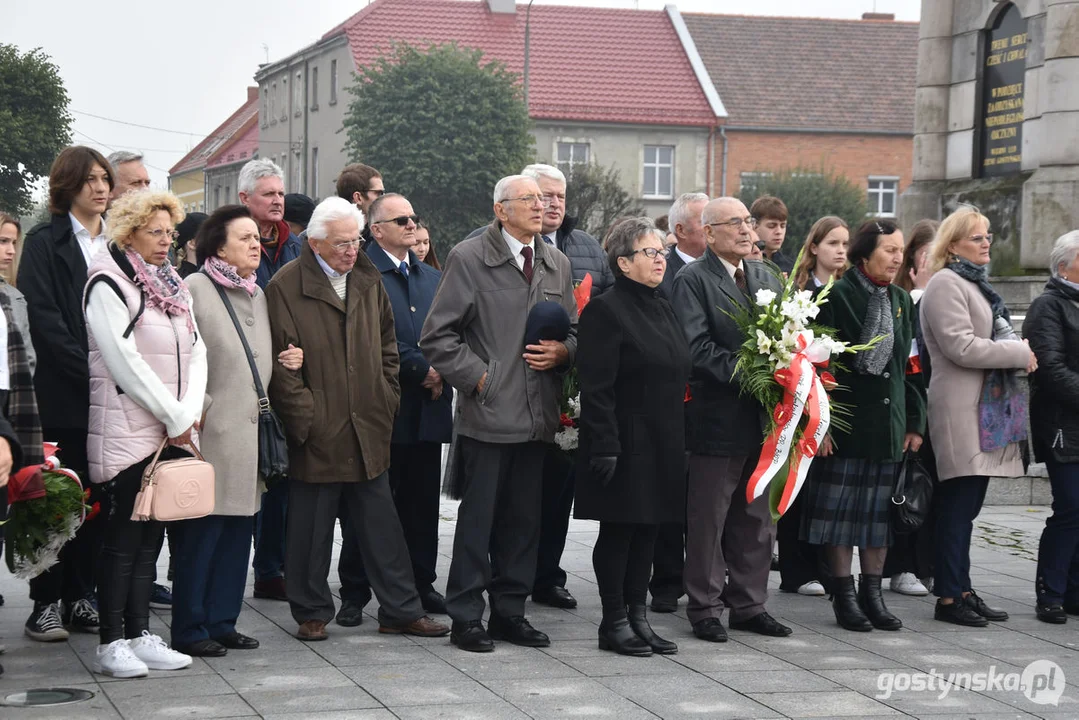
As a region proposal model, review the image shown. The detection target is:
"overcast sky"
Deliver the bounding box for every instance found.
[5,0,921,190]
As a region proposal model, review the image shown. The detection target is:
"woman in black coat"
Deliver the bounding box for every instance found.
[575,217,691,657]
[1024,231,1079,624]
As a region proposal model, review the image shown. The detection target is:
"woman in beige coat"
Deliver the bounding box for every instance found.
[920,206,1037,628]
[171,205,302,657]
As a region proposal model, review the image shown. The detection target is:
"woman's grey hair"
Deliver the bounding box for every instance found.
[238,158,284,196]
[522,163,567,186]
[307,197,365,241]
[493,174,532,204]
[668,192,709,233]
[605,217,658,276]
[1049,230,1079,278]
[107,150,143,169]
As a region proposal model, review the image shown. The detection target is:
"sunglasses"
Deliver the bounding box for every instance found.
[372,214,419,227]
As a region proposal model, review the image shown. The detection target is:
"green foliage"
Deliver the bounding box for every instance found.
[4,471,87,576]
[0,45,72,217]
[738,166,869,256]
[562,162,644,239]
[343,43,533,259]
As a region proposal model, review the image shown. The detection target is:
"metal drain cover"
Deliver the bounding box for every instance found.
[1,688,95,707]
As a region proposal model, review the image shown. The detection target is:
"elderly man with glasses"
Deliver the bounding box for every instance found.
[421,175,578,652]
[265,196,450,642]
[671,197,792,643]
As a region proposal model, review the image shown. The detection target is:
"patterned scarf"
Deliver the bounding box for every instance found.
[201,256,257,296]
[947,257,1009,324]
[125,247,193,327]
[0,293,43,467]
[850,265,894,376]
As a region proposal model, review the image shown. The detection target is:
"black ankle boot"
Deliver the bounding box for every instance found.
[858,574,902,630]
[627,604,677,655]
[831,575,872,631]
[598,611,652,657]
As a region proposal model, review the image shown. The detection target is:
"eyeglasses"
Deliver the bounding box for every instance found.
[329,239,362,252]
[626,247,670,260]
[967,233,994,245]
[144,228,180,242]
[500,195,544,206]
[707,217,758,230]
[372,214,419,227]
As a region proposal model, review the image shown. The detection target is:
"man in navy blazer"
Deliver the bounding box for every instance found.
[334,193,453,624]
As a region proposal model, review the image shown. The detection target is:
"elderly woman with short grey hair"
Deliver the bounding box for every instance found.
[575,217,691,657]
[1024,230,1079,624]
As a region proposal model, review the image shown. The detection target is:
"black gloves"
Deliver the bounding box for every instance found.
[590,455,618,486]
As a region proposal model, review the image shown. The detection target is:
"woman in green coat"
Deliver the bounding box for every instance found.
[800,219,926,632]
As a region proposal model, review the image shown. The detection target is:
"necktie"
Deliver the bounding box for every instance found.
[399,260,409,278]
[521,245,534,285]
[734,267,751,302]
[542,235,555,247]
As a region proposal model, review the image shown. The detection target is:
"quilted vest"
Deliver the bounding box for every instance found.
[85,247,195,484]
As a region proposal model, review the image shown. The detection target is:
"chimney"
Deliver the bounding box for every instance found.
[486,0,516,13]
[247,86,259,102]
[861,12,895,21]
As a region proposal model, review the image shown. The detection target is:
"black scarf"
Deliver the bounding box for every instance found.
[0,293,43,467]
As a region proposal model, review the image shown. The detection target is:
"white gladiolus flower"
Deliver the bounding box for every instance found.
[755,288,777,306]
[756,329,773,354]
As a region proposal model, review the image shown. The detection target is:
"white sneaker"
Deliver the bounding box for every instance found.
[128,631,192,670]
[890,572,929,596]
[797,580,826,596]
[93,639,149,678]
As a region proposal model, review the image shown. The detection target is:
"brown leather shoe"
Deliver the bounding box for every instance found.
[253,577,287,601]
[379,615,450,637]
[296,620,328,641]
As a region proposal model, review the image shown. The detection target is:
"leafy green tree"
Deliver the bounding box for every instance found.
[343,43,533,258]
[738,167,869,256]
[563,162,644,239]
[0,45,72,217]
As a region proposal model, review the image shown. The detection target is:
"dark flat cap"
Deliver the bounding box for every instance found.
[175,212,208,247]
[284,193,316,227]
[524,301,571,348]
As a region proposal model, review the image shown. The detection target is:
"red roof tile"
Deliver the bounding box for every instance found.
[327,0,718,127]
[205,115,259,170]
[170,88,259,175]
[682,13,918,134]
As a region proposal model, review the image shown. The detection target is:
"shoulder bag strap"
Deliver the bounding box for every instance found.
[207,274,270,412]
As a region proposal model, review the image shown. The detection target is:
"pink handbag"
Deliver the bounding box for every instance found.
[131,439,215,521]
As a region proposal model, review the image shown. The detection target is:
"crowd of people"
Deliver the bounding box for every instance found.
[0,145,1076,679]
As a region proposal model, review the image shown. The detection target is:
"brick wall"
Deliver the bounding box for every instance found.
[718,130,913,200]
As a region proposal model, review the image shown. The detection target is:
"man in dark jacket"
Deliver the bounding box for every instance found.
[265,197,448,642]
[421,175,577,652]
[672,197,791,643]
[237,158,302,601]
[650,192,709,613]
[333,194,454,625]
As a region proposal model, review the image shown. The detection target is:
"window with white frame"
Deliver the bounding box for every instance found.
[295,71,303,116]
[867,176,899,217]
[270,82,277,124]
[330,59,338,104]
[281,77,289,120]
[739,171,773,195]
[642,145,674,199]
[261,87,268,127]
[311,66,319,110]
[556,142,590,176]
[293,150,301,192]
[214,186,221,209]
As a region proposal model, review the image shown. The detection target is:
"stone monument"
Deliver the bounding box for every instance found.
[901,0,1079,274]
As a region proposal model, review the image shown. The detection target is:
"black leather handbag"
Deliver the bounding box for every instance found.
[891,449,934,535]
[212,281,290,486]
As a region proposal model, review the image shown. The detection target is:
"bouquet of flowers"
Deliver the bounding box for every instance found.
[731,259,879,520]
[554,273,593,453]
[2,444,93,579]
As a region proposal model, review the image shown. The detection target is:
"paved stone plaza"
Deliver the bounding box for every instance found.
[0,502,1076,719]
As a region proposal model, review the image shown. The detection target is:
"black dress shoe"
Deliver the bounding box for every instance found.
[934,599,988,627]
[420,588,447,615]
[450,620,494,653]
[487,614,550,647]
[965,591,1009,621]
[1037,603,1067,624]
[213,631,259,650]
[532,586,577,609]
[691,617,727,643]
[729,611,792,637]
[649,596,678,613]
[173,638,227,657]
[336,600,365,627]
